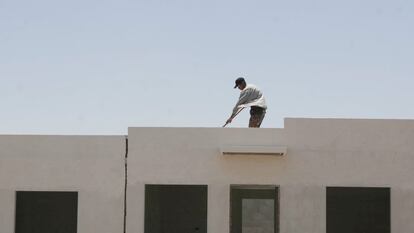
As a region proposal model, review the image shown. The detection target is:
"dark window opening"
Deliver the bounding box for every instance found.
[15,191,78,233]
[327,187,390,233]
[145,185,207,233]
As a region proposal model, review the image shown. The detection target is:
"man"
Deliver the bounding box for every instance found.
[226,77,267,128]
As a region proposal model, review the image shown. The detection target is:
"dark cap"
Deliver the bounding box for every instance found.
[234,77,246,88]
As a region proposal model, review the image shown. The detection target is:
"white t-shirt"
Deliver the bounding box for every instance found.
[232,84,267,116]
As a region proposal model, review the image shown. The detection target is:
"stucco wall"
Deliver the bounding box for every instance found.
[0,135,125,233]
[127,118,414,233]
[2,118,414,233]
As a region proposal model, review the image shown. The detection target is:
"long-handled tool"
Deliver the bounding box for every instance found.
[222,107,244,127]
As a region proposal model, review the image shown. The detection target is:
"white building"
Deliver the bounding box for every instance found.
[1,118,414,233]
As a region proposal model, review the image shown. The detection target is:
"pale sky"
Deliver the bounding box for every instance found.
[1,0,413,134]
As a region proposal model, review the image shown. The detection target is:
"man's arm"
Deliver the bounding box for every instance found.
[226,89,252,124]
[231,89,251,116]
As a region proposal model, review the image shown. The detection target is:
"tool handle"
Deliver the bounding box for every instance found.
[222,107,244,128]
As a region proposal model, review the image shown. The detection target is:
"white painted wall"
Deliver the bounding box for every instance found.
[2,118,414,233]
[127,118,414,233]
[0,135,125,233]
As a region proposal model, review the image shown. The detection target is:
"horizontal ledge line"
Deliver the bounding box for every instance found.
[220,146,287,156]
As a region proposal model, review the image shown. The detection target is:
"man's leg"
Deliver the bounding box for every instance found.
[249,111,266,128]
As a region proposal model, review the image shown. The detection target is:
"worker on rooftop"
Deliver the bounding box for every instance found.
[225,77,267,128]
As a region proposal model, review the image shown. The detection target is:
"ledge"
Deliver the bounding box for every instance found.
[220,146,287,156]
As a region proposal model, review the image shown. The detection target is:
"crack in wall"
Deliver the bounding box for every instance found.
[123,136,128,233]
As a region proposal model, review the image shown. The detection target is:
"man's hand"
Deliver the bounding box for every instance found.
[226,118,233,124]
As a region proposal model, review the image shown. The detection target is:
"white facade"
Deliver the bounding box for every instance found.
[1,118,414,232]
[0,135,126,233]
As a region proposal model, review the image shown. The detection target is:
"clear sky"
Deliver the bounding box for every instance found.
[1,0,413,134]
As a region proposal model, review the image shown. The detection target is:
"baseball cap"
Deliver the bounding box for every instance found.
[234,77,245,88]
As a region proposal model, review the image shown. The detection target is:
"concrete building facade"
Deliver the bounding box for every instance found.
[0,136,126,233]
[1,118,414,233]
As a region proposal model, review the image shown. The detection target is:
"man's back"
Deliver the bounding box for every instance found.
[237,84,267,109]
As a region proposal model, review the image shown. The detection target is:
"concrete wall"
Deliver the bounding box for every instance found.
[0,135,125,233]
[1,118,414,233]
[127,118,414,233]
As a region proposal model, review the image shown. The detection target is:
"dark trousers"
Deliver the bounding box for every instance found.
[249,106,266,128]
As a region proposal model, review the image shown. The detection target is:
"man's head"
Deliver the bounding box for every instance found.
[234,77,247,90]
